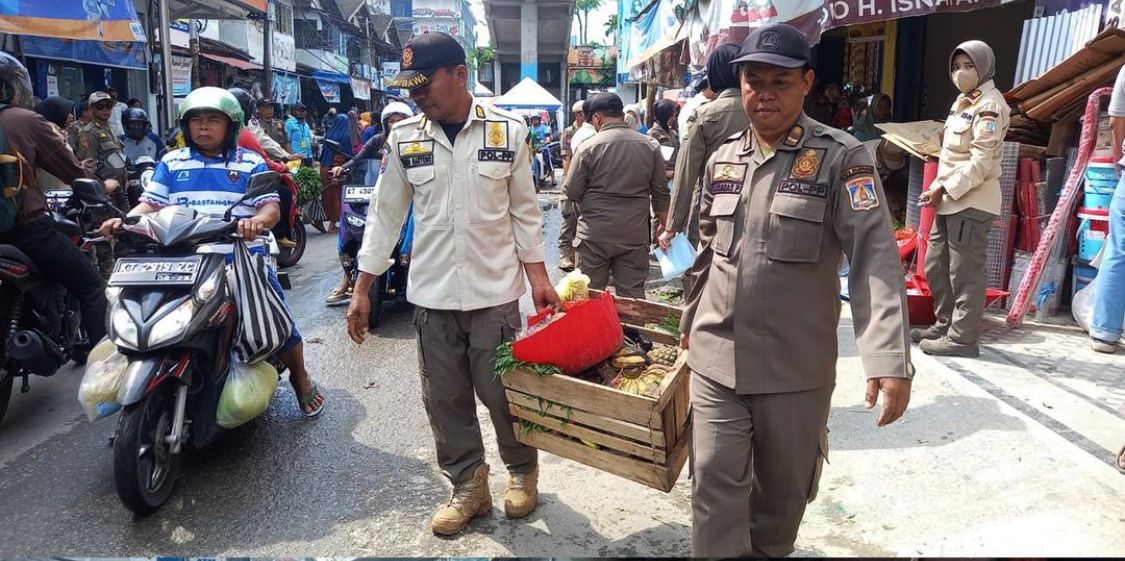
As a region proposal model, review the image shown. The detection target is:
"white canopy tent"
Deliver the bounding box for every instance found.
[493,77,565,129]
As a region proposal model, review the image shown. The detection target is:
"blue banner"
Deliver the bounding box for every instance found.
[0,0,147,43]
[273,73,301,106]
[316,80,341,103]
[22,36,146,70]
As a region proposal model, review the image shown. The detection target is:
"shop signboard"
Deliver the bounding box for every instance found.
[413,0,460,18]
[0,0,147,43]
[351,78,372,100]
[412,19,461,37]
[171,55,193,97]
[21,36,147,70]
[825,0,1012,27]
[272,33,297,72]
[568,46,618,86]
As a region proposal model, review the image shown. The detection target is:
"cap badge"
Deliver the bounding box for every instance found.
[475,105,486,119]
[758,30,781,50]
[790,148,821,180]
[402,47,414,69]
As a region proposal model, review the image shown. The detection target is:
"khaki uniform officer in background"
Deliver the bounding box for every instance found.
[75,91,130,280]
[345,32,561,537]
[681,24,914,557]
[564,92,669,299]
[557,100,585,271]
[916,40,1010,358]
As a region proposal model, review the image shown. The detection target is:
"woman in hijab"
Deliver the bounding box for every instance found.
[347,110,364,152]
[648,99,680,181]
[33,96,78,190]
[853,92,892,142]
[320,113,355,234]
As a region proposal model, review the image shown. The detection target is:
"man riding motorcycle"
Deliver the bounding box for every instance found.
[0,51,108,356]
[99,87,325,417]
[120,107,165,163]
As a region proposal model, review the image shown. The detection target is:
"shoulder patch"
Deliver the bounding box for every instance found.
[846,176,880,211]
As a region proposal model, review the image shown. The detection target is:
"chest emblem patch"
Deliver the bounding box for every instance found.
[401,141,433,156]
[790,148,823,180]
[485,121,508,149]
[846,176,880,211]
[228,170,241,183]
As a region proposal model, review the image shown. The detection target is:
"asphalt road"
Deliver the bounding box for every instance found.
[2,194,1123,557]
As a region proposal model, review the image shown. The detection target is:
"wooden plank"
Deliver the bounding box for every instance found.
[653,350,691,413]
[590,289,682,327]
[501,367,657,426]
[661,425,692,491]
[630,325,678,346]
[509,404,668,463]
[505,390,664,447]
[517,425,675,492]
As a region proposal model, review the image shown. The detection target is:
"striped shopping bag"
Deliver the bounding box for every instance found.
[231,238,293,364]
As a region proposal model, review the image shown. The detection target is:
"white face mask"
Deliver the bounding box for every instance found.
[952,68,979,94]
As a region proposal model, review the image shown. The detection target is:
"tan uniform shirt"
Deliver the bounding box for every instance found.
[682,115,913,394]
[560,123,576,158]
[564,121,670,245]
[357,99,546,311]
[668,88,750,233]
[935,79,1010,216]
[248,119,290,161]
[259,117,291,153]
[649,124,680,174]
[74,121,127,183]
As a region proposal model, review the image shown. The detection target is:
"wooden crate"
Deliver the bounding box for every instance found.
[500,291,691,492]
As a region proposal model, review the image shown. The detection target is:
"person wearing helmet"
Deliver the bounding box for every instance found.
[99,87,326,417]
[0,51,108,357]
[322,101,415,305]
[119,107,165,164]
[284,102,314,160]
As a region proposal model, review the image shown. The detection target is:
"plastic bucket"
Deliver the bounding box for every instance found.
[1072,261,1097,301]
[1076,207,1110,262]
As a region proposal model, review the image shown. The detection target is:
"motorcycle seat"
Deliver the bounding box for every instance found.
[0,245,41,276]
[52,213,83,240]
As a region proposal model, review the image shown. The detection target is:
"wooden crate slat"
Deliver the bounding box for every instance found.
[517,425,675,492]
[653,348,691,411]
[590,289,682,326]
[509,404,668,463]
[662,425,691,490]
[629,325,679,346]
[501,368,657,426]
[505,390,665,447]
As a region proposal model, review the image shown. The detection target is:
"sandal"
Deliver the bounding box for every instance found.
[325,287,350,305]
[1117,444,1125,475]
[298,383,326,418]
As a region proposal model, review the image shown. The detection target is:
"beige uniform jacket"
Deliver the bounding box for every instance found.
[564,122,670,246]
[74,121,126,183]
[935,80,1010,216]
[668,88,750,233]
[560,123,576,158]
[682,115,913,394]
[248,119,290,161]
[649,124,680,174]
[357,99,546,311]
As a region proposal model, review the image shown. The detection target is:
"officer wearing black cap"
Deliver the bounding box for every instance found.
[564,92,669,298]
[682,23,914,557]
[254,97,291,156]
[346,31,558,537]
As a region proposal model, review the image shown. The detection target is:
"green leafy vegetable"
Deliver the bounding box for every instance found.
[494,342,564,377]
[293,166,323,206]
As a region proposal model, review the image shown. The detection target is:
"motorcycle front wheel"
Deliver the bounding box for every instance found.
[367,274,385,330]
[113,384,180,516]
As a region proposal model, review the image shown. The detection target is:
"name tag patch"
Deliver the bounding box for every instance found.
[478,149,515,162]
[401,153,434,168]
[777,180,828,199]
[846,176,880,211]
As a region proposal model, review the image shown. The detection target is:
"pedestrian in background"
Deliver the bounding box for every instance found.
[104,86,128,138]
[285,102,314,160]
[74,91,130,280]
[255,98,292,157]
[320,113,353,235]
[679,74,716,143]
[1099,65,1125,474]
[649,99,680,181]
[346,32,558,536]
[126,97,143,109]
[661,43,750,253]
[916,40,1010,358]
[32,95,77,190]
[557,100,585,272]
[565,92,669,299]
[66,99,91,152]
[682,24,912,557]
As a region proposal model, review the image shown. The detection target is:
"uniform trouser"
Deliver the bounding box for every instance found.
[0,218,106,347]
[576,239,649,299]
[924,208,995,344]
[559,198,578,255]
[691,373,833,557]
[1092,179,1125,341]
[414,300,538,484]
[91,181,131,281]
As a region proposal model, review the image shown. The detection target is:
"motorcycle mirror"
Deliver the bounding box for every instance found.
[70,178,111,206]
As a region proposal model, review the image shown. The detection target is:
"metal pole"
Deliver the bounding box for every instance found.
[160,0,176,131]
[189,19,201,89]
[262,1,273,100]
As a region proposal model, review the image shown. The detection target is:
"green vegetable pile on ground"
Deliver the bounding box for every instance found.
[293,166,323,206]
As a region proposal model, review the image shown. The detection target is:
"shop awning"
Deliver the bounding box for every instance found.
[200,52,262,71]
[168,0,266,20]
[311,70,351,84]
[0,0,147,43]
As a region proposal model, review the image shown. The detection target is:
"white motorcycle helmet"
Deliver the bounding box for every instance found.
[380,101,414,130]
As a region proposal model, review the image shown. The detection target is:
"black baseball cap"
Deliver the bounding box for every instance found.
[256,98,274,108]
[586,92,624,115]
[731,23,811,69]
[293,102,307,110]
[388,32,466,89]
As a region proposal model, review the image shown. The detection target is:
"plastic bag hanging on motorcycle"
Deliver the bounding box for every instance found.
[231,238,294,364]
[77,338,129,420]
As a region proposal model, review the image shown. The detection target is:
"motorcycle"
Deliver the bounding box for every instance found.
[125,156,157,209]
[68,173,282,515]
[323,139,412,329]
[532,141,559,190]
[0,181,103,427]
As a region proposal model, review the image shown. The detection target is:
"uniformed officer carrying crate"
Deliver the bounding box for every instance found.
[681,24,915,557]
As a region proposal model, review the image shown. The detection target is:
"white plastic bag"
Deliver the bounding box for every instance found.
[77,338,128,420]
[216,359,279,429]
[653,233,698,280]
[1073,280,1125,334]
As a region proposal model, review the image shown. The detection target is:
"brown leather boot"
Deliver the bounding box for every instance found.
[558,247,576,272]
[503,466,539,519]
[431,464,492,535]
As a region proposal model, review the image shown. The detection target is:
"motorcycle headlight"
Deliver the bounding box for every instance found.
[346,215,366,229]
[193,268,222,305]
[149,299,195,348]
[111,305,139,349]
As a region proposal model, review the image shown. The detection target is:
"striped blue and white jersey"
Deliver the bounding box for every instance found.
[141,147,277,219]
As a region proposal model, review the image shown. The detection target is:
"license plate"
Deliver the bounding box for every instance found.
[344,185,375,203]
[109,257,201,287]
